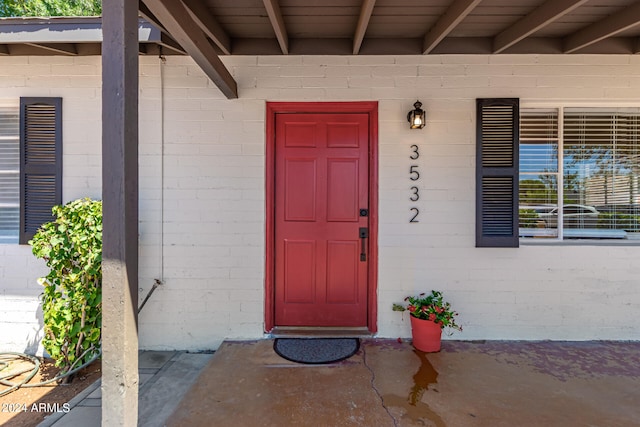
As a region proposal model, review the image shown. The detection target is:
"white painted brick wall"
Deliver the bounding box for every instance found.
[2,54,640,353]
[0,56,103,354]
[0,244,48,354]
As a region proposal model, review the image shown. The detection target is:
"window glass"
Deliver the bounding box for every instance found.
[520,108,640,240]
[519,110,559,238]
[0,104,19,244]
[564,110,640,236]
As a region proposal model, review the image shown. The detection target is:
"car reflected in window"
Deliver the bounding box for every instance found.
[538,204,599,228]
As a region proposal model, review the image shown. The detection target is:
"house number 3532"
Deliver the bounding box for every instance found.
[409,144,420,223]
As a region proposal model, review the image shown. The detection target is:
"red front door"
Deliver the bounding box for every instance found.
[274,113,369,326]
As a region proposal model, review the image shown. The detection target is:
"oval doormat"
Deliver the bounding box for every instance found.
[273,338,360,364]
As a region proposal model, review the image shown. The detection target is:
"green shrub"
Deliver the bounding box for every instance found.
[30,198,102,373]
[0,0,101,17]
[597,212,640,231]
[519,209,541,228]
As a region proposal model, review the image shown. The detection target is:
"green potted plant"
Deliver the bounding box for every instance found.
[393,290,462,352]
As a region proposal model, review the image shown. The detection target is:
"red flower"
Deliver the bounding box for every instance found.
[428,313,436,321]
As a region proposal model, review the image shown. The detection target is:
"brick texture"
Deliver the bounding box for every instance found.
[1,55,640,352]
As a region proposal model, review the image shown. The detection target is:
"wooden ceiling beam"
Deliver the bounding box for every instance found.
[142,0,237,98]
[139,2,168,34]
[158,33,187,55]
[139,3,186,54]
[493,0,588,54]
[262,0,289,54]
[353,0,376,55]
[422,0,482,54]
[564,2,640,53]
[181,0,231,55]
[25,42,77,55]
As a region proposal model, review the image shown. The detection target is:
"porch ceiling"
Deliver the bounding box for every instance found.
[149,0,640,56]
[141,0,640,98]
[1,0,640,98]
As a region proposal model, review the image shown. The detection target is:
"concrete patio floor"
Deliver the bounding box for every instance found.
[38,351,214,427]
[168,339,640,427]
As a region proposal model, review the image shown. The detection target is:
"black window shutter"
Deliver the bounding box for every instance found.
[19,97,62,244]
[476,98,519,248]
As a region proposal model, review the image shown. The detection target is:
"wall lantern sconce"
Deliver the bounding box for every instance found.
[407,100,426,129]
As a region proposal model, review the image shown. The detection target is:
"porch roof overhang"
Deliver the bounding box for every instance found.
[0,16,185,56]
[2,1,640,96]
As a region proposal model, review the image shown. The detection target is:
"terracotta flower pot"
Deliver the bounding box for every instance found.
[410,315,442,352]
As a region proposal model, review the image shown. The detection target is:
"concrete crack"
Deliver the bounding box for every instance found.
[361,344,399,427]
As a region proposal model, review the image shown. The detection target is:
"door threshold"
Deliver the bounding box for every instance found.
[270,326,373,338]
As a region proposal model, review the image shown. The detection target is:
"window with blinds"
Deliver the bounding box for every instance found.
[0,105,19,244]
[519,108,640,240]
[519,109,559,237]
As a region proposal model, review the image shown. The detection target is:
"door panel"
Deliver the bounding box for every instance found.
[326,241,359,303]
[327,159,359,222]
[275,113,369,327]
[284,159,316,221]
[283,240,316,303]
[283,122,318,147]
[327,121,362,148]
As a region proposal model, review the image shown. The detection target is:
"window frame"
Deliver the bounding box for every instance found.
[519,102,640,245]
[0,101,20,244]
